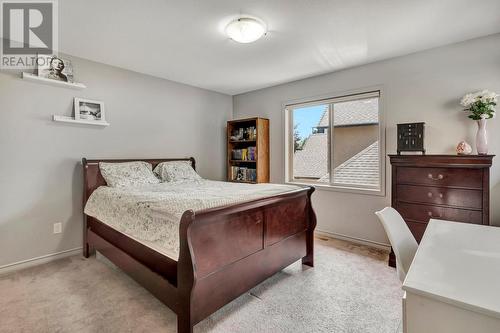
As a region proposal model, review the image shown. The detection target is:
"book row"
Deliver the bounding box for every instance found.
[230,166,257,182]
[231,147,256,161]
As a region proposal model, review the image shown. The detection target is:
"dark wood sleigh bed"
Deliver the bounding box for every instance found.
[82,157,316,333]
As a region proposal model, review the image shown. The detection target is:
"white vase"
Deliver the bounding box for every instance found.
[476,118,488,155]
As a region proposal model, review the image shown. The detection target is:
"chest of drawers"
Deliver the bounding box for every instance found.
[388,155,494,267]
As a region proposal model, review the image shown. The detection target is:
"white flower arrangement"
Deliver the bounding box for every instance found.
[460,89,497,120]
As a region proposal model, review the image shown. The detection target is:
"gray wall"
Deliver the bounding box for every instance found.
[234,34,500,246]
[0,56,232,267]
[1,34,499,267]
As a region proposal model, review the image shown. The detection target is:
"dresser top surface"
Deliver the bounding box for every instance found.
[389,154,494,167]
[403,219,500,319]
[389,154,495,157]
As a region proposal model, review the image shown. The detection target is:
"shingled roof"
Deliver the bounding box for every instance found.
[293,133,328,179]
[293,97,380,184]
[318,141,380,187]
[294,136,379,186]
[317,98,379,127]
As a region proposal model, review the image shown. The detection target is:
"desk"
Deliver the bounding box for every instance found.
[402,219,500,332]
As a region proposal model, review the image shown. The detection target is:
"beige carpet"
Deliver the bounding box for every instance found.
[0,238,403,333]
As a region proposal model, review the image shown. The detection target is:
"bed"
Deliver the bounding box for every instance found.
[82,157,316,333]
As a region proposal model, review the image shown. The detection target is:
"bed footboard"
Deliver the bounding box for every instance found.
[82,158,316,333]
[176,187,316,333]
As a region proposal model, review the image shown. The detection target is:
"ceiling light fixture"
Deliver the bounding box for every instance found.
[225,17,267,43]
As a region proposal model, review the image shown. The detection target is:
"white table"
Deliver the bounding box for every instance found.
[402,219,500,333]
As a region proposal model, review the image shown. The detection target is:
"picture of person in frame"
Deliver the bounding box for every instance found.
[37,55,74,83]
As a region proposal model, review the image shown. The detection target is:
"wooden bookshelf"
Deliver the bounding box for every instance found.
[227,117,269,183]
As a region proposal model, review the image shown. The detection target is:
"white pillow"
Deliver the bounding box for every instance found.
[99,161,160,188]
[154,161,201,182]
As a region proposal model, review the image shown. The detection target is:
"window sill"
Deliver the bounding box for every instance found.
[285,181,386,197]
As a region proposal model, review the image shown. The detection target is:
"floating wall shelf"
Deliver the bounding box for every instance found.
[22,72,86,90]
[53,115,109,127]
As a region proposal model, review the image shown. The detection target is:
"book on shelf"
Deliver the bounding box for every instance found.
[230,126,257,141]
[230,166,257,182]
[231,147,256,161]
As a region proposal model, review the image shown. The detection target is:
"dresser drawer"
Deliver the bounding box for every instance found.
[396,167,483,189]
[397,202,483,224]
[397,185,482,209]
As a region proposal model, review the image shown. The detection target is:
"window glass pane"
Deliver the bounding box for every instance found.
[332,97,380,188]
[292,104,329,183]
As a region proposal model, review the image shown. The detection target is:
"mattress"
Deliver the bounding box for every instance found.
[84,179,301,260]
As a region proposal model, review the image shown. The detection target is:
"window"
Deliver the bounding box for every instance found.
[285,90,384,194]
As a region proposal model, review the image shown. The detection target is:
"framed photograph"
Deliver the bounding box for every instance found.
[74,98,106,122]
[37,54,74,83]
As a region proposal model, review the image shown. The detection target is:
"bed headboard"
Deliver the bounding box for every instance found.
[82,157,196,202]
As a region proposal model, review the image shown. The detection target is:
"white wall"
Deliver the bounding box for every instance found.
[233,34,500,246]
[0,56,232,267]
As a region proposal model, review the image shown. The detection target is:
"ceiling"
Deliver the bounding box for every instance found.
[59,0,500,95]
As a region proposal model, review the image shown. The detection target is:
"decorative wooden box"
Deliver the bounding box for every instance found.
[397,122,425,154]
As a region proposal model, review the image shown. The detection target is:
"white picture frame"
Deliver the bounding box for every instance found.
[74,98,106,123]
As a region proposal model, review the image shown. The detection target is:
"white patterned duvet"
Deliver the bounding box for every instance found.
[84,180,301,260]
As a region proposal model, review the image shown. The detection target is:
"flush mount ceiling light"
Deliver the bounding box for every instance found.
[225,17,267,43]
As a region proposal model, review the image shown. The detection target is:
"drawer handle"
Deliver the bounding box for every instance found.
[428,211,442,218]
[427,192,444,198]
[428,173,444,181]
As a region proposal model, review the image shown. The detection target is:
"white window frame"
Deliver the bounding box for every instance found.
[284,87,386,196]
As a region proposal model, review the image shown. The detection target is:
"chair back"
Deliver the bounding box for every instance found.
[375,207,418,282]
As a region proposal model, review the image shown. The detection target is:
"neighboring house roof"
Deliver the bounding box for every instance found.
[294,130,379,187]
[293,98,380,182]
[317,108,328,127]
[293,133,328,178]
[318,141,380,187]
[317,98,379,127]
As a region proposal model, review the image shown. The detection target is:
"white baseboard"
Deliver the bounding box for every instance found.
[0,232,387,276]
[315,229,391,251]
[0,247,82,276]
